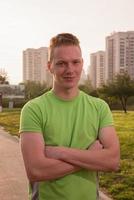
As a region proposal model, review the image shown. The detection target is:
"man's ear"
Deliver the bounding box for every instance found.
[47,61,54,74]
[82,58,84,66]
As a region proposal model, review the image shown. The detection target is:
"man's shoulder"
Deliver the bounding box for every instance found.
[80,91,106,106]
[22,91,51,110]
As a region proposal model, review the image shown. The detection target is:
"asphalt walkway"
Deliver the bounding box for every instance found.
[0,127,112,200]
[0,127,28,200]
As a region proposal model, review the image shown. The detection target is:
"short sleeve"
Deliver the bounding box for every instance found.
[19,101,43,133]
[99,100,114,129]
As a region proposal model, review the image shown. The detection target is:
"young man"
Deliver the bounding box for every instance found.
[20,33,120,200]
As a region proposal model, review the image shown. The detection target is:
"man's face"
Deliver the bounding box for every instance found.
[49,45,83,90]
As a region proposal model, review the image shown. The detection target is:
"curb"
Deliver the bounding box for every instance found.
[99,191,112,200]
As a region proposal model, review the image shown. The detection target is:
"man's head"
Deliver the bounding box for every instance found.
[48,33,83,91]
[48,33,81,63]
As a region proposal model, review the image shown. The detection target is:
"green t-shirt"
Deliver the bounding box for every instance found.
[20,90,114,200]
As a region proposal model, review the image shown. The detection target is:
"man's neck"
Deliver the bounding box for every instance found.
[52,86,79,100]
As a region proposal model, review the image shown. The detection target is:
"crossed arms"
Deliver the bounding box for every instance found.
[20,126,120,182]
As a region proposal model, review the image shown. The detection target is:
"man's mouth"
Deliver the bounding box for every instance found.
[63,77,75,80]
[64,76,75,78]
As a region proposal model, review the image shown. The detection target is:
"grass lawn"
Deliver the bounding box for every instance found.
[0,109,134,199]
[0,108,20,136]
[100,111,134,200]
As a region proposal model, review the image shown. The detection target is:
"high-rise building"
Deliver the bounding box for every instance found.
[79,69,86,85]
[23,47,52,86]
[89,51,105,88]
[105,31,134,82]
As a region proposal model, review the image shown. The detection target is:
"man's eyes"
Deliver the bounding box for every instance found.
[56,62,66,66]
[73,60,81,64]
[55,60,81,66]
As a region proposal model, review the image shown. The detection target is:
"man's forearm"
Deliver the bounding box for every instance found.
[21,133,81,182]
[29,157,80,182]
[60,148,119,171]
[46,146,120,172]
[46,127,120,172]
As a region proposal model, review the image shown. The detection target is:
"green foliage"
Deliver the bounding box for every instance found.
[0,109,20,136]
[1,98,27,108]
[99,73,134,113]
[24,81,51,100]
[0,69,9,84]
[100,111,134,200]
[79,79,99,97]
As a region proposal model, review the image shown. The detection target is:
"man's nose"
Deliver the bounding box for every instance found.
[66,62,74,73]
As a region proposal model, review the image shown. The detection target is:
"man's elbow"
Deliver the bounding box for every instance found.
[27,168,39,182]
[110,160,120,172]
[109,156,120,172]
[25,166,40,182]
[26,166,52,182]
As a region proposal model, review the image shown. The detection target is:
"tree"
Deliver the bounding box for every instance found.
[79,78,99,97]
[0,69,9,84]
[24,81,51,100]
[0,69,9,111]
[99,73,134,113]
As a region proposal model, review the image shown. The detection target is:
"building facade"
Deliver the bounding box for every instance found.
[79,69,86,85]
[89,51,105,88]
[105,31,134,82]
[23,47,52,86]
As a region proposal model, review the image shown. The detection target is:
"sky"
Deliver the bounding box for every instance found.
[0,0,134,84]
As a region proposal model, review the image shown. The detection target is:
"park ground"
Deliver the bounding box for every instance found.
[0,109,134,200]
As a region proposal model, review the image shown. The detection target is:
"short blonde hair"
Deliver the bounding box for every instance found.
[48,33,81,62]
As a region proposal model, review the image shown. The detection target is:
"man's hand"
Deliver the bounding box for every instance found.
[88,140,103,151]
[45,127,120,172]
[45,140,103,160]
[46,140,103,159]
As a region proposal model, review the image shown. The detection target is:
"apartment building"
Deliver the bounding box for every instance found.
[79,69,86,85]
[89,51,105,88]
[23,47,52,86]
[105,31,134,82]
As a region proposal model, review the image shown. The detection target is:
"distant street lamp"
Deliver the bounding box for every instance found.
[0,92,2,112]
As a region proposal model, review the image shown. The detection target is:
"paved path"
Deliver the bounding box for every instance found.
[0,127,28,200]
[0,127,112,200]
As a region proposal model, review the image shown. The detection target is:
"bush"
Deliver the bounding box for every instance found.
[2,98,27,108]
